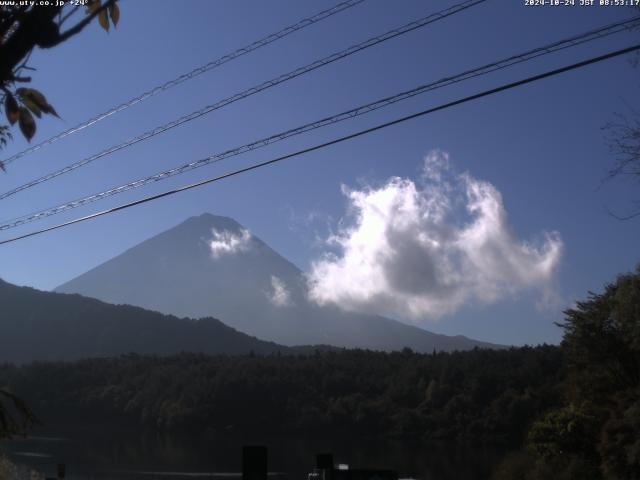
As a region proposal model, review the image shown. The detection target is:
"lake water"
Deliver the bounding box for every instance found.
[1,427,508,480]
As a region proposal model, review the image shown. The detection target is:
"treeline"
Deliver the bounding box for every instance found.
[0,346,563,443]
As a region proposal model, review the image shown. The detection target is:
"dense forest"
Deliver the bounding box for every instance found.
[0,346,564,442]
[1,267,639,479]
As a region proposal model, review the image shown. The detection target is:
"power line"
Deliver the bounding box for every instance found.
[1,16,638,230]
[1,42,638,246]
[0,0,486,200]
[0,0,366,167]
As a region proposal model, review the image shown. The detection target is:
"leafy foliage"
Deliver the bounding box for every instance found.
[0,346,564,442]
[495,267,640,479]
[0,125,11,164]
[0,389,39,440]
[526,403,600,468]
[87,0,119,31]
[0,0,120,152]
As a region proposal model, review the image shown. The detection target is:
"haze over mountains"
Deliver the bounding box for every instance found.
[0,279,301,363]
[56,213,500,352]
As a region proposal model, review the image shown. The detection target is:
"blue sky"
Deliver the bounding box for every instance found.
[0,0,639,345]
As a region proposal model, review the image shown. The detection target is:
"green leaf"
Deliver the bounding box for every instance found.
[98,9,109,31]
[109,3,120,27]
[4,93,19,125]
[18,107,36,142]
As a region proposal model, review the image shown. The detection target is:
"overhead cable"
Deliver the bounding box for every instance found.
[0,0,486,199]
[1,16,637,230]
[1,42,638,245]
[0,0,367,167]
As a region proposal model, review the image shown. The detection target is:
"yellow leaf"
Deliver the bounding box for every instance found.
[5,93,19,125]
[98,9,109,31]
[86,0,101,14]
[18,108,36,142]
[16,89,42,118]
[45,103,60,118]
[22,98,42,118]
[25,88,46,107]
[109,3,120,27]
[19,88,59,118]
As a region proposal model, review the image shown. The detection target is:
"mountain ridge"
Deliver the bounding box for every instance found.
[0,278,333,363]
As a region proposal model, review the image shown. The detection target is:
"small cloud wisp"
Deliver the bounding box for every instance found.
[266,275,294,307]
[209,228,252,258]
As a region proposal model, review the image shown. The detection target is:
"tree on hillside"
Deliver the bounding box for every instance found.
[512,267,640,480]
[0,0,120,167]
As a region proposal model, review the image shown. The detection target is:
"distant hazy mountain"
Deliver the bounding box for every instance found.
[56,213,500,352]
[0,279,300,363]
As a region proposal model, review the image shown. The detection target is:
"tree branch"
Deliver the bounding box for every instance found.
[57,0,116,45]
[605,205,640,221]
[59,5,81,27]
[0,6,61,82]
[0,1,117,84]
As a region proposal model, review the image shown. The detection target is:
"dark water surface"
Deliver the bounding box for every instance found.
[1,427,508,480]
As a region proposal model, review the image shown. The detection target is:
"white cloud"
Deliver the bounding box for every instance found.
[209,228,252,258]
[285,205,336,249]
[266,275,294,307]
[307,151,563,320]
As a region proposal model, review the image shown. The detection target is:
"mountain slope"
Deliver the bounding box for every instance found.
[56,213,500,352]
[0,279,297,363]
